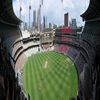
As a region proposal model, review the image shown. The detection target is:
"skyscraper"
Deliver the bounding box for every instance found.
[43,16,46,29]
[46,16,48,28]
[71,18,77,29]
[64,13,69,27]
[49,22,52,29]
[33,10,36,27]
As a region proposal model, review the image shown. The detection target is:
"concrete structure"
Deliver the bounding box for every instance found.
[33,10,36,29]
[43,16,46,30]
[64,13,69,27]
[49,22,52,29]
[71,18,77,29]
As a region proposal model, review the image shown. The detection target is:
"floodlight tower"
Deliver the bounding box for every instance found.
[19,0,22,19]
[38,0,43,32]
[29,0,31,30]
[61,0,64,27]
[38,4,41,32]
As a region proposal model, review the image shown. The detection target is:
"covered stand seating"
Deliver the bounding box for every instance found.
[0,0,26,100]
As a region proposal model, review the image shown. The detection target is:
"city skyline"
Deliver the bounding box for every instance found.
[13,0,89,26]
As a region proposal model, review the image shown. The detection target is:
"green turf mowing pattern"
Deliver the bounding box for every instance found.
[23,51,78,100]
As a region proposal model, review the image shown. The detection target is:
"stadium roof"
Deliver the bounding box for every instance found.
[0,0,21,26]
[81,0,100,21]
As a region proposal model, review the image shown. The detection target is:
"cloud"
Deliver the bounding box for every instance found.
[13,0,90,26]
[63,0,74,8]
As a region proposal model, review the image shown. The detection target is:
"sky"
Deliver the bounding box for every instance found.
[13,0,89,26]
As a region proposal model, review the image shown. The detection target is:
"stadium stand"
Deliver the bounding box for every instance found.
[0,39,27,100]
[75,54,86,74]
[54,11,97,99]
[56,44,70,53]
[67,48,79,60]
[0,0,100,100]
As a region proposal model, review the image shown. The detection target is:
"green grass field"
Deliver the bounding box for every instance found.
[23,51,78,100]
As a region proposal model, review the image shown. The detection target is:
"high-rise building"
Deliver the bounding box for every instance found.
[71,18,77,29]
[49,22,52,29]
[24,22,27,30]
[53,24,57,29]
[46,16,48,28]
[33,10,36,28]
[64,13,69,27]
[37,5,41,32]
[43,16,46,29]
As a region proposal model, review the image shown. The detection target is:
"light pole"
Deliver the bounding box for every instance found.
[61,0,64,27]
[19,0,22,19]
[29,0,31,31]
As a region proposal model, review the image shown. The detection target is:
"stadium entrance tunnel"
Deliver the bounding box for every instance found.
[22,51,78,100]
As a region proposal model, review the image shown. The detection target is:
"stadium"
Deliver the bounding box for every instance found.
[0,0,100,100]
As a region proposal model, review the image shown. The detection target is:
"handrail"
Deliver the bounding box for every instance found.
[55,34,78,39]
[12,39,22,48]
[13,46,23,59]
[15,44,39,65]
[8,52,16,68]
[55,32,77,36]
